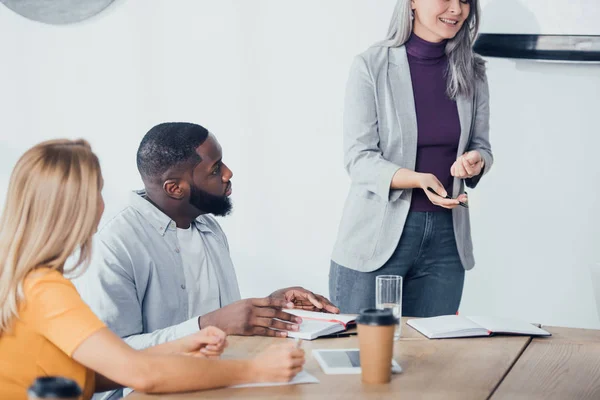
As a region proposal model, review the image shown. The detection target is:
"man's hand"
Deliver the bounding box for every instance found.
[198,297,303,337]
[270,287,340,314]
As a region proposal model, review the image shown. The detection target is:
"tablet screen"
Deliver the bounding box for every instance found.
[319,349,361,368]
[312,349,402,375]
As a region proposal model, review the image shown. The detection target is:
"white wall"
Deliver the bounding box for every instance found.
[0,0,598,329]
[461,0,600,328]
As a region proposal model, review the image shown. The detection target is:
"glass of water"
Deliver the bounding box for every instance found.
[375,275,402,340]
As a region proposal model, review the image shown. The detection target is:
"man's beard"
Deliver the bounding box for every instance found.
[189,184,232,217]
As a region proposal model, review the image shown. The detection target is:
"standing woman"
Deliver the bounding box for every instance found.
[330,0,493,316]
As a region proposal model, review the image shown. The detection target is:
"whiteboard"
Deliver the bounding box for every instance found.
[480,0,600,35]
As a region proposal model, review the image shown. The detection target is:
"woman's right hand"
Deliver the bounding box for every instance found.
[250,343,306,382]
[417,173,465,209]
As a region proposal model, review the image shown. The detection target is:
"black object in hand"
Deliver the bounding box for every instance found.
[426,187,468,208]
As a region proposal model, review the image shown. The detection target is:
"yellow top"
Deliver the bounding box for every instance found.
[0,269,106,399]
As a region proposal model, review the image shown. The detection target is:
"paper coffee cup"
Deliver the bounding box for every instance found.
[356,308,397,384]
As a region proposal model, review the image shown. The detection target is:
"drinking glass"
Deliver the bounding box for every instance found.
[375,275,402,340]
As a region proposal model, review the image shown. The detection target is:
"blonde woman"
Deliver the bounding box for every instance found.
[0,139,305,399]
[331,0,493,316]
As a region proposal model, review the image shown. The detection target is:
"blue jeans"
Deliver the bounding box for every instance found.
[329,211,465,317]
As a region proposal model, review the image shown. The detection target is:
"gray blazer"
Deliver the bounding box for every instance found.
[331,45,493,272]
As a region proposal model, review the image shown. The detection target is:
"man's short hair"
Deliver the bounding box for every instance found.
[136,122,209,182]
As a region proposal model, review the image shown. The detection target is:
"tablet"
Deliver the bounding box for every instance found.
[312,349,402,375]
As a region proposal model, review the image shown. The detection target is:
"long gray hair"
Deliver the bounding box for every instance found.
[380,0,486,99]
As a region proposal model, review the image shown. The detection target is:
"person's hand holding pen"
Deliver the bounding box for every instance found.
[426,187,469,209]
[250,340,305,383]
[417,173,467,209]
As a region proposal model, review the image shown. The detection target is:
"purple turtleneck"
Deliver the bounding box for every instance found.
[406,33,461,212]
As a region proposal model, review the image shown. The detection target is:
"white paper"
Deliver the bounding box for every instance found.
[229,370,319,388]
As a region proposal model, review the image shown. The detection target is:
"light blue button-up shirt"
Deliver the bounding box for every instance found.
[74,190,241,348]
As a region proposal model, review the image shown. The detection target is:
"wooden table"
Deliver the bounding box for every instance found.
[491,326,600,400]
[129,318,533,399]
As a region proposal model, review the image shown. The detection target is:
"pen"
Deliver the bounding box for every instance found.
[295,338,303,349]
[427,187,468,208]
[319,332,357,339]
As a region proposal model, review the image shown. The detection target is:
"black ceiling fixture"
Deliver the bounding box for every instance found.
[473,34,600,62]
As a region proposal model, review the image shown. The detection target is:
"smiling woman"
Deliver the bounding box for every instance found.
[330,0,493,318]
[381,0,485,98]
[412,0,471,42]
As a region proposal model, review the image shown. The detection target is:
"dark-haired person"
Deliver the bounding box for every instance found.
[74,122,338,399]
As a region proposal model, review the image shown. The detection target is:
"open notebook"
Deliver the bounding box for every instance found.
[407,315,551,339]
[283,310,358,340]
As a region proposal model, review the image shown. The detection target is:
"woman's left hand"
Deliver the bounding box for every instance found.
[450,151,484,179]
[179,326,228,359]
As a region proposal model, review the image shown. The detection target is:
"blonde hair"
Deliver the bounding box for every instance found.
[0,139,102,333]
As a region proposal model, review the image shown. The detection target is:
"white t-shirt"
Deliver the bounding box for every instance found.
[177,225,222,317]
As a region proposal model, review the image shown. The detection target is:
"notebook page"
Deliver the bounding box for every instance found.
[230,370,319,388]
[284,309,357,327]
[286,319,344,340]
[467,316,551,336]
